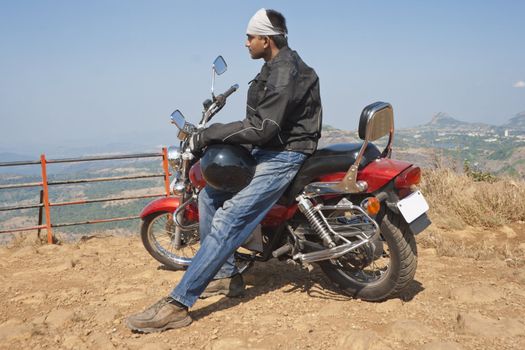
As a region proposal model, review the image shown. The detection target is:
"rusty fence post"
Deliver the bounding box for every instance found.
[161,147,171,197]
[37,190,44,240]
[40,154,54,244]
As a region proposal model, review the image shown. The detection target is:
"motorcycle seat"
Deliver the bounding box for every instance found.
[280,142,381,205]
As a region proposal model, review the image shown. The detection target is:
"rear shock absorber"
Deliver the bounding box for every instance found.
[296,195,335,248]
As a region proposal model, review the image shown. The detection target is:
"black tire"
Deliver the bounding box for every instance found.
[319,210,417,301]
[140,211,200,270]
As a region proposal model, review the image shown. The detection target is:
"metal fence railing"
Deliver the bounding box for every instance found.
[0,148,171,243]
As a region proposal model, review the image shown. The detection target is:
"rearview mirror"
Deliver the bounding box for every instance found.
[213,56,227,75]
[170,110,186,129]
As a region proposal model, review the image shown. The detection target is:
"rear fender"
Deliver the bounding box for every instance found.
[316,159,412,193]
[140,197,180,218]
[358,159,412,193]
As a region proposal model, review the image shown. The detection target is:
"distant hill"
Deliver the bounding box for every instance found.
[421,111,525,131]
[427,112,466,127]
[504,112,525,130]
[421,112,495,132]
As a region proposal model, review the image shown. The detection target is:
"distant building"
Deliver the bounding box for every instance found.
[504,129,509,137]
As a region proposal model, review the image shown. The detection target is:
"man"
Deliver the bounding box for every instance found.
[126,8,322,333]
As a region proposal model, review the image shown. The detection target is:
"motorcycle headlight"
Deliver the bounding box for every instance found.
[167,146,182,171]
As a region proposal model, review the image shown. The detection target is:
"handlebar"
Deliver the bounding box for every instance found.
[215,84,239,105]
[198,83,239,127]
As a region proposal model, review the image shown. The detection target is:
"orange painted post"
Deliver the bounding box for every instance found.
[37,190,44,239]
[161,147,171,197]
[40,154,54,243]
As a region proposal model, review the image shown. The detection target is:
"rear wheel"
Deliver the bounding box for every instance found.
[319,210,417,301]
[140,211,200,270]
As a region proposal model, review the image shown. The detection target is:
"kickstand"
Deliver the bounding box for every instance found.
[235,251,256,274]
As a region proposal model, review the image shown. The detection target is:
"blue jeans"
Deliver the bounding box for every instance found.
[170,149,307,307]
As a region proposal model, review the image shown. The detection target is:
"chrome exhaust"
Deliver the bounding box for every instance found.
[293,238,371,264]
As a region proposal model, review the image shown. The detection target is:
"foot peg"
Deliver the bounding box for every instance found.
[272,243,292,258]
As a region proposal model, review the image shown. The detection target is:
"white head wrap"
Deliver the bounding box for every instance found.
[246,8,287,37]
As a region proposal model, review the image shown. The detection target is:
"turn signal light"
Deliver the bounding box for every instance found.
[365,197,381,216]
[394,166,421,189]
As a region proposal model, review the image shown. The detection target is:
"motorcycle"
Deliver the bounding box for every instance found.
[139,56,431,301]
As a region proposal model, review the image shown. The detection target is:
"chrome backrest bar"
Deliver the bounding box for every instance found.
[335,102,394,193]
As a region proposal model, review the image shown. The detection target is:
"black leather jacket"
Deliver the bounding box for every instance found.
[201,47,322,155]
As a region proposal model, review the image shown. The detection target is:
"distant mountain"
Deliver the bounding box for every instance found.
[427,113,465,127]
[421,111,525,132]
[504,112,525,130]
[423,112,494,131]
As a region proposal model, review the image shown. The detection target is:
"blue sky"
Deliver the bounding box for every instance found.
[1,1,524,156]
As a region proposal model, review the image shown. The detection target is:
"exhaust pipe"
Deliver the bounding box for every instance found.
[293,239,370,264]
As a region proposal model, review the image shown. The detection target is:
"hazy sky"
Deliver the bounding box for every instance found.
[1,0,524,155]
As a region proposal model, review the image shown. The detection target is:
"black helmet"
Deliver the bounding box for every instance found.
[200,144,256,193]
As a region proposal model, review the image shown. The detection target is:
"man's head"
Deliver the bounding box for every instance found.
[245,8,288,61]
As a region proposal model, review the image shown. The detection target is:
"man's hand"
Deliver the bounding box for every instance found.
[188,131,206,157]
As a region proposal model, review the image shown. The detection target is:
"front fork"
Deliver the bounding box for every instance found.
[171,150,198,249]
[172,211,184,250]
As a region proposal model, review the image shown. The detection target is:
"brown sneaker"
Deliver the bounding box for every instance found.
[200,274,245,299]
[126,297,192,333]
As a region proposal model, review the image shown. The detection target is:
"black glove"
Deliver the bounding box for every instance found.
[188,131,206,157]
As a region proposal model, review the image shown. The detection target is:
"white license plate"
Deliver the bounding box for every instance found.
[396,191,429,223]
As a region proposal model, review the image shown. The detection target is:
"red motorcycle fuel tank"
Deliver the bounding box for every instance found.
[189,161,206,190]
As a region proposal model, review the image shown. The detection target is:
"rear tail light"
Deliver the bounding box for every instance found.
[394,166,421,189]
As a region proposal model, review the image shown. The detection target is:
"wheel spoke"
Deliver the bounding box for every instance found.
[146,212,199,266]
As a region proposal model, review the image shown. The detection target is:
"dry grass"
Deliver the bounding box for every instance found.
[420,228,524,266]
[418,167,525,264]
[421,168,525,228]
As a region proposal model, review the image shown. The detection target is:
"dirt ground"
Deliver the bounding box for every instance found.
[1,224,524,350]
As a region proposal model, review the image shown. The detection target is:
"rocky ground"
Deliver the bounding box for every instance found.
[1,224,524,350]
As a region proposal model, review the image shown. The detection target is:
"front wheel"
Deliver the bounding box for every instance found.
[319,210,417,301]
[141,211,200,270]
